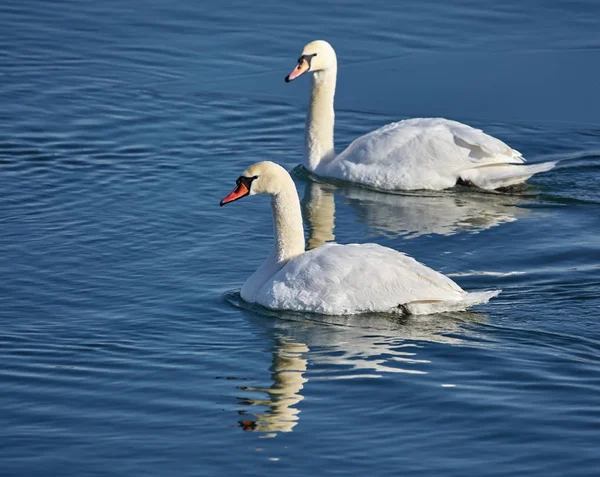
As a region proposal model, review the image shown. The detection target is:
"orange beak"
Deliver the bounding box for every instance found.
[220,182,249,206]
[285,59,310,82]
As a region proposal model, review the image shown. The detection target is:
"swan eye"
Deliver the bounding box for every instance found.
[298,53,318,69]
[237,175,258,191]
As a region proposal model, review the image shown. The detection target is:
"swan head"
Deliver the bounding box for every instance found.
[220,161,291,206]
[285,40,337,83]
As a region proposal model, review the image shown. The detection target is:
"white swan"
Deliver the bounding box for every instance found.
[220,161,500,315]
[285,40,556,191]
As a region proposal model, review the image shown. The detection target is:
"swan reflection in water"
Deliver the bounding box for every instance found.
[225,293,488,435]
[236,338,308,434]
[298,169,530,246]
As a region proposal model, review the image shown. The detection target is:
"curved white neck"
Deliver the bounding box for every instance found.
[270,181,305,264]
[304,68,337,172]
[240,174,305,303]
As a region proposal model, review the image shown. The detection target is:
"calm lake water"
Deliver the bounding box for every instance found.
[1,0,600,475]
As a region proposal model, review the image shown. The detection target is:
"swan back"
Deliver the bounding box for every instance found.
[255,243,467,315]
[330,118,526,190]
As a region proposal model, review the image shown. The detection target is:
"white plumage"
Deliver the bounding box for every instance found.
[221,161,500,316]
[253,243,499,315]
[286,41,556,191]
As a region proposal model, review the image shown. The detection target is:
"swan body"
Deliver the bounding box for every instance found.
[220,161,500,315]
[251,242,499,315]
[285,40,556,191]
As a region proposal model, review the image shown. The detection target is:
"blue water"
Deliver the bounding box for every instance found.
[1,0,600,475]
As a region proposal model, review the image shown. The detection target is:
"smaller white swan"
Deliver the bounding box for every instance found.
[285,40,556,191]
[220,161,500,315]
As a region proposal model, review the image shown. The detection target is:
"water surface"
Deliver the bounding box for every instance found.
[1,0,600,475]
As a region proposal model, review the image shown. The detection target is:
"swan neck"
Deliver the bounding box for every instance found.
[305,68,336,172]
[270,183,305,264]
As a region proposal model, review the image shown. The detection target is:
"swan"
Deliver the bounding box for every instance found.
[285,40,556,191]
[220,161,500,315]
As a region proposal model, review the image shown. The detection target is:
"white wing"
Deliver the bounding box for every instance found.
[322,118,552,191]
[255,243,497,315]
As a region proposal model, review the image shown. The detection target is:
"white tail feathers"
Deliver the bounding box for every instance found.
[459,161,556,190]
[403,289,501,315]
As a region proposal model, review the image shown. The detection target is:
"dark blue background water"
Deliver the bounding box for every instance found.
[1,0,599,475]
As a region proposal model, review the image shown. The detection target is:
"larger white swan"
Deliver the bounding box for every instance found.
[285,40,556,191]
[220,161,499,315]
